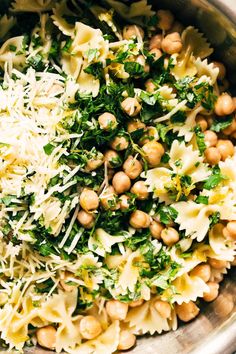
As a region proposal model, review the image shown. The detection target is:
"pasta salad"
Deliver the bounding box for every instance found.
[0,0,235,353]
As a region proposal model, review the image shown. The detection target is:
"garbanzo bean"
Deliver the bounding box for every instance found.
[80,188,99,212]
[117,330,136,351]
[196,115,208,131]
[214,93,235,116]
[176,301,200,322]
[98,112,117,131]
[149,220,164,239]
[203,282,219,302]
[112,171,131,194]
[224,221,236,240]
[85,154,104,172]
[213,61,226,81]
[123,156,143,179]
[145,79,156,93]
[149,34,162,50]
[77,210,94,229]
[121,97,141,117]
[100,186,119,210]
[119,194,130,211]
[130,181,149,200]
[157,9,174,31]
[139,126,159,146]
[104,150,121,168]
[222,118,236,135]
[161,32,182,54]
[127,119,146,133]
[161,227,179,246]
[154,300,172,319]
[129,210,151,229]
[204,130,218,147]
[123,25,144,40]
[149,48,163,61]
[36,326,57,350]
[209,258,228,269]
[216,139,234,160]
[142,141,165,167]
[204,147,221,165]
[110,135,129,151]
[214,294,234,317]
[106,300,128,320]
[79,316,102,339]
[190,264,211,283]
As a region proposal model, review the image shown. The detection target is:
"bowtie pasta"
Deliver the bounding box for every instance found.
[0,0,235,353]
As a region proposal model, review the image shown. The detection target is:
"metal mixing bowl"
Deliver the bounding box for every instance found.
[2,1,236,353]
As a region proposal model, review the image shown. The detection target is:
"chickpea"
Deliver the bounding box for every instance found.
[121,97,141,117]
[161,227,179,246]
[176,301,200,322]
[225,131,235,156]
[85,154,104,172]
[136,55,150,73]
[149,220,164,239]
[225,221,236,240]
[203,282,219,302]
[112,171,131,194]
[100,186,119,210]
[36,326,56,350]
[204,130,218,147]
[145,79,156,93]
[161,32,182,55]
[77,210,94,229]
[209,258,228,269]
[216,139,234,160]
[204,147,221,165]
[79,316,102,340]
[214,294,234,317]
[80,188,99,212]
[110,136,129,151]
[149,34,162,50]
[190,264,211,283]
[104,150,121,169]
[129,210,151,229]
[154,300,171,319]
[157,10,174,31]
[214,93,235,116]
[123,25,144,41]
[60,271,76,292]
[119,194,130,211]
[213,61,226,81]
[123,156,143,179]
[106,300,128,321]
[233,97,236,110]
[130,181,149,200]
[222,118,236,135]
[117,330,136,351]
[149,48,163,61]
[127,119,146,134]
[129,299,144,308]
[142,141,165,167]
[98,112,117,131]
[196,115,208,131]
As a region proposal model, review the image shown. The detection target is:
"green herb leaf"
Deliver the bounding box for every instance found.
[195,195,209,204]
[194,126,207,154]
[211,115,233,132]
[158,205,178,225]
[43,143,55,155]
[209,211,220,227]
[203,166,225,190]
[124,62,145,77]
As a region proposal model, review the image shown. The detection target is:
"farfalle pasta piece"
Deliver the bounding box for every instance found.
[161,273,209,304]
[208,224,236,262]
[105,0,154,21]
[88,228,129,257]
[51,0,76,37]
[143,167,172,203]
[0,36,26,70]
[173,200,219,241]
[173,105,203,141]
[170,246,203,278]
[171,26,213,79]
[125,298,175,335]
[194,58,219,84]
[76,63,100,97]
[71,321,120,354]
[168,140,210,184]
[0,15,16,39]
[11,0,56,12]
